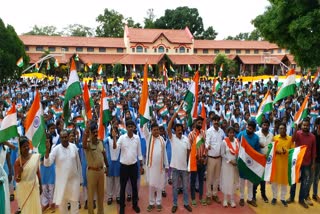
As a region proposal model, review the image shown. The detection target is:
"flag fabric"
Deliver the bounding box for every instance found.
[46,60,51,70]
[220,63,224,72]
[54,58,59,68]
[288,146,307,185]
[163,65,168,88]
[97,65,103,75]
[133,64,136,72]
[139,64,152,127]
[263,141,278,182]
[293,95,309,125]
[0,104,18,142]
[196,134,205,149]
[25,91,46,155]
[63,59,82,124]
[212,79,221,93]
[273,69,296,103]
[159,106,169,117]
[124,65,127,74]
[87,62,92,70]
[313,70,319,84]
[148,64,153,72]
[237,136,267,184]
[16,57,24,67]
[83,82,94,120]
[170,65,175,72]
[74,54,79,61]
[98,87,111,140]
[184,71,199,126]
[256,90,273,125]
[201,104,207,131]
[35,63,39,72]
[187,64,192,72]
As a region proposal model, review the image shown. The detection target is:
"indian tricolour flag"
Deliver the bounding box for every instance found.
[159,106,169,117]
[16,57,24,67]
[63,59,82,124]
[256,90,273,125]
[170,65,175,72]
[0,103,18,142]
[212,79,221,93]
[97,65,103,75]
[313,70,319,84]
[25,90,46,155]
[187,64,192,72]
[54,58,59,68]
[83,82,94,120]
[163,65,168,88]
[87,62,92,70]
[237,136,267,184]
[196,133,205,149]
[98,86,112,140]
[139,64,152,127]
[293,95,309,125]
[263,141,278,182]
[288,146,307,185]
[273,69,296,103]
[184,71,199,119]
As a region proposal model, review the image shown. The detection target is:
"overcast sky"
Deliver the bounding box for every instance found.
[0,0,270,39]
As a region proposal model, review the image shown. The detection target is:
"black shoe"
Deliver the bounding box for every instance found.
[78,201,81,209]
[184,205,192,212]
[247,199,257,207]
[286,198,294,204]
[271,198,277,205]
[168,179,172,185]
[68,202,71,210]
[281,200,288,207]
[171,206,178,213]
[239,199,245,207]
[84,200,88,209]
[262,195,269,203]
[93,200,96,209]
[10,194,15,202]
[15,208,21,214]
[162,191,167,197]
[195,188,199,193]
[178,188,183,194]
[299,200,309,209]
[107,198,113,205]
[116,197,120,204]
[133,206,141,213]
[127,194,132,202]
[252,197,256,202]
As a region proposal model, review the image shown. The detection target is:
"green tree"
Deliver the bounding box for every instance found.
[253,0,320,67]
[214,54,238,77]
[96,9,125,37]
[154,6,205,38]
[200,26,218,40]
[144,8,156,29]
[112,63,125,77]
[126,17,142,28]
[0,19,28,81]
[24,25,61,36]
[225,29,262,40]
[62,24,94,37]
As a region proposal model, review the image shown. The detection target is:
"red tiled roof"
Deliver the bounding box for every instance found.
[286,54,296,64]
[27,53,74,64]
[20,35,125,48]
[168,55,212,65]
[80,54,125,64]
[197,55,215,64]
[194,40,278,50]
[126,27,193,44]
[238,55,287,65]
[116,54,165,65]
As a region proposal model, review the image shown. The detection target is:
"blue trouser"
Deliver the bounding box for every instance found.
[172,168,189,206]
[310,162,320,196]
[190,163,206,200]
[290,165,311,202]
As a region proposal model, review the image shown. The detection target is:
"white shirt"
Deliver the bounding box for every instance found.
[169,134,190,171]
[255,130,274,155]
[117,134,143,165]
[206,126,225,157]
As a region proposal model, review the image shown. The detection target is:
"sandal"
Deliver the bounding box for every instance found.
[10,194,15,201]
[107,198,113,205]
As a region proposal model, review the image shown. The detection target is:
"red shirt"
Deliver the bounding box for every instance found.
[294,130,316,166]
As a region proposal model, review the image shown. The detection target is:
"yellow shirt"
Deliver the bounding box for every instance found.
[273,135,294,185]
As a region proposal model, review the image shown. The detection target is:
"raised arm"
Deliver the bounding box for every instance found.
[167,111,178,140]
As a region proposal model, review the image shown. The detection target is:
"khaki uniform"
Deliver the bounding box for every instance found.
[85,140,105,214]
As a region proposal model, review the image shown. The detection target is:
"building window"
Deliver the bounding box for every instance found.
[214,49,220,54]
[187,49,189,53]
[136,46,143,53]
[132,48,135,52]
[194,49,197,54]
[25,46,29,51]
[36,46,44,51]
[203,49,208,54]
[179,47,185,53]
[254,50,259,54]
[117,48,123,53]
[145,48,147,53]
[270,50,274,54]
[245,49,250,54]
[87,47,94,52]
[225,49,230,54]
[61,47,69,52]
[154,48,157,53]
[166,49,168,53]
[236,49,241,54]
[158,46,165,53]
[175,49,178,53]
[99,47,106,52]
[48,47,56,52]
[278,49,282,53]
[76,47,83,52]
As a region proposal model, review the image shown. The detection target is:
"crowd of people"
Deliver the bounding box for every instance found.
[0,72,319,214]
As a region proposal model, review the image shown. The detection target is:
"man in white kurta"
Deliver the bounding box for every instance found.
[143,124,168,211]
[44,130,82,214]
